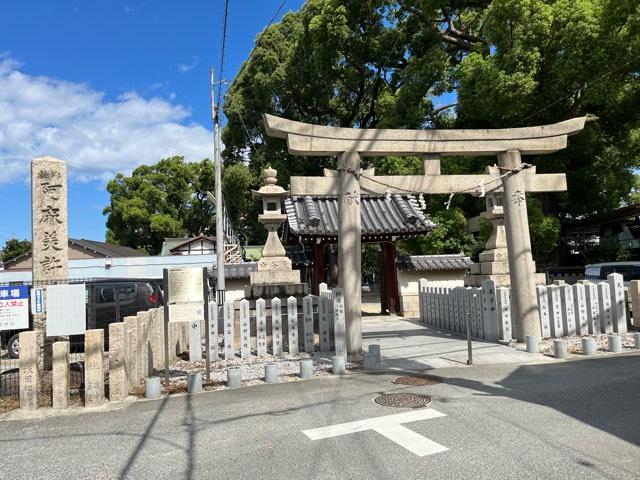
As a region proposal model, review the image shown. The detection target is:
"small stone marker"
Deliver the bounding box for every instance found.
[536,286,551,338]
[271,297,283,356]
[333,288,347,358]
[287,296,299,355]
[187,372,203,394]
[137,312,150,378]
[108,322,128,402]
[19,331,39,410]
[474,289,484,339]
[145,377,161,399]
[255,298,268,356]
[418,279,428,323]
[150,309,164,370]
[124,316,138,389]
[223,300,236,360]
[608,273,627,334]
[572,284,589,336]
[303,295,314,353]
[585,283,601,334]
[582,337,596,356]
[239,299,251,358]
[227,367,242,388]
[629,280,640,328]
[318,295,332,352]
[189,320,203,362]
[265,363,279,384]
[597,282,614,333]
[548,285,564,337]
[208,301,218,361]
[332,355,346,375]
[496,287,512,341]
[525,335,538,353]
[560,285,576,336]
[52,341,70,409]
[299,358,313,379]
[84,329,105,407]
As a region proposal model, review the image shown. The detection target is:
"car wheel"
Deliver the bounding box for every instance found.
[6,334,19,359]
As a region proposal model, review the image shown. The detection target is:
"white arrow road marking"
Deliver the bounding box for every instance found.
[302,409,449,457]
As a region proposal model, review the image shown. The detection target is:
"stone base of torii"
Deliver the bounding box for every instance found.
[263,114,589,355]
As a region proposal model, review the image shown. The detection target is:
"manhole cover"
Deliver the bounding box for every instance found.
[392,375,442,386]
[374,393,431,408]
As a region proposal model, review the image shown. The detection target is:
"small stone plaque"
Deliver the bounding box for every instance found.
[560,285,576,336]
[239,299,251,358]
[496,287,512,341]
[548,285,564,337]
[271,297,283,356]
[318,295,331,352]
[303,295,314,353]
[287,296,299,355]
[597,283,614,333]
[585,283,601,334]
[608,273,626,334]
[223,301,235,360]
[333,288,347,358]
[256,298,268,356]
[536,286,551,338]
[572,284,588,336]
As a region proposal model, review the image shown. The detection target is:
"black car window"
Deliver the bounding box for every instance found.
[118,284,137,301]
[99,287,115,303]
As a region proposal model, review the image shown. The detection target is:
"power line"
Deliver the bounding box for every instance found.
[216,0,230,110]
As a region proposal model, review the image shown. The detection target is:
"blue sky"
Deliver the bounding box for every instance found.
[0,0,305,246]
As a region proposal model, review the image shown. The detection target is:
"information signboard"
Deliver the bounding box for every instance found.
[167,268,204,304]
[169,303,205,323]
[0,285,29,331]
[46,284,86,336]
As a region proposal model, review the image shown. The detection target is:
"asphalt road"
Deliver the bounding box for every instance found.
[0,354,639,479]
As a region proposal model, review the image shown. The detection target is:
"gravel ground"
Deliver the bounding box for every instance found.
[536,332,638,355]
[155,351,360,393]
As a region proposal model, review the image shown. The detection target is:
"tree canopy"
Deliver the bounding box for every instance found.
[104,157,257,254]
[0,238,31,263]
[222,0,640,262]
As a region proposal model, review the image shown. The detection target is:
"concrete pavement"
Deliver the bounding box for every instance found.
[0,351,638,479]
[363,315,551,371]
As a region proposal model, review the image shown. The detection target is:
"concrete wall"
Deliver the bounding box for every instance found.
[398,269,466,317]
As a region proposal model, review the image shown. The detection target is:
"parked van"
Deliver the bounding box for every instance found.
[584,262,640,286]
[0,279,162,359]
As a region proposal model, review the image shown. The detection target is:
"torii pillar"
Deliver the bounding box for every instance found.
[264,114,588,352]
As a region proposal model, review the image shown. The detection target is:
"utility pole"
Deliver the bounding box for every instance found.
[210,68,225,305]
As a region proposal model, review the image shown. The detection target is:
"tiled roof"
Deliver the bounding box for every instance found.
[70,239,146,257]
[285,195,435,238]
[396,254,472,272]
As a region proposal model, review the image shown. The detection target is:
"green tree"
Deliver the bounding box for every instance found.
[222,0,639,261]
[0,238,31,263]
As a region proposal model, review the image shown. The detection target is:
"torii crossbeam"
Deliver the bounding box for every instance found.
[264,114,588,354]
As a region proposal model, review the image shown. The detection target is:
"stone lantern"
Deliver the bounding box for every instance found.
[246,167,306,296]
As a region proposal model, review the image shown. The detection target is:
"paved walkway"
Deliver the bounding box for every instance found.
[362,315,551,372]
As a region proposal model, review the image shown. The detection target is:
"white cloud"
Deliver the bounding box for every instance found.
[0,55,212,184]
[178,55,199,74]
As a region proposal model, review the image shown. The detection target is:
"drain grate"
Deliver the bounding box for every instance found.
[374,393,431,409]
[392,375,442,386]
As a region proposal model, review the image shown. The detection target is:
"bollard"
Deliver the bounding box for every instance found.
[187,373,202,394]
[145,377,161,399]
[553,339,568,359]
[227,367,242,388]
[368,344,382,363]
[525,335,539,354]
[265,363,279,384]
[332,356,346,375]
[634,332,640,350]
[299,358,313,379]
[363,352,378,371]
[581,338,596,356]
[608,334,622,353]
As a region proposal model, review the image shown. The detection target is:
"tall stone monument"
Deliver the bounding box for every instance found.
[244,166,308,298]
[31,156,70,370]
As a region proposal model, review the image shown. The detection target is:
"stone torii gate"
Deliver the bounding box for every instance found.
[264,114,588,354]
